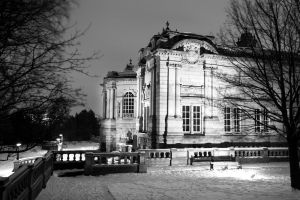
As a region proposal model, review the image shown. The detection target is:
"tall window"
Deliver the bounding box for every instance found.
[254,109,261,132]
[182,105,202,134]
[224,107,231,132]
[193,106,201,132]
[182,106,190,132]
[233,108,241,132]
[255,109,269,133]
[123,92,134,118]
[263,110,269,132]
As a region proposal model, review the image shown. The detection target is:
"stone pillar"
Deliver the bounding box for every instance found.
[175,66,181,117]
[112,88,116,119]
[107,89,110,118]
[168,65,176,117]
[109,88,114,119]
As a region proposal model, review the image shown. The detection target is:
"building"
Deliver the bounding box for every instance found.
[100,23,285,152]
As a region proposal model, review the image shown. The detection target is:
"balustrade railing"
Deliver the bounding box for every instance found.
[52,150,99,170]
[234,147,265,158]
[13,156,42,171]
[268,147,289,157]
[84,152,147,175]
[0,152,53,200]
[139,149,172,166]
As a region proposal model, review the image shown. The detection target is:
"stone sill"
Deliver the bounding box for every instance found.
[184,133,205,136]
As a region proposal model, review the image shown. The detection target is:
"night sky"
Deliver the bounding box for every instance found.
[69,0,229,115]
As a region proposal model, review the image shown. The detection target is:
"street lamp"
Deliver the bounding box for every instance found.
[56,138,62,151]
[59,134,63,144]
[16,143,21,160]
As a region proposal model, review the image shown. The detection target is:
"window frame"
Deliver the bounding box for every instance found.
[182,105,203,134]
[122,92,135,118]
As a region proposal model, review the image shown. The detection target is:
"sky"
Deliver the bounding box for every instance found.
[69,0,229,116]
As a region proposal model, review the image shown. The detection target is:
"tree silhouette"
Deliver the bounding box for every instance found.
[219,0,300,189]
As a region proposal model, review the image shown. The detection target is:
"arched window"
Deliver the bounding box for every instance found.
[123,92,134,118]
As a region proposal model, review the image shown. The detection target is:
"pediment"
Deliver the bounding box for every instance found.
[172,39,218,54]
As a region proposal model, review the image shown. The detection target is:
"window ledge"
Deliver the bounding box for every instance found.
[184,133,205,136]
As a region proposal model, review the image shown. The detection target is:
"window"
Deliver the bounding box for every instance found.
[224,107,231,132]
[254,109,261,132]
[182,106,190,132]
[122,92,134,118]
[233,108,241,132]
[193,106,201,132]
[182,105,202,134]
[263,110,269,132]
[255,109,269,133]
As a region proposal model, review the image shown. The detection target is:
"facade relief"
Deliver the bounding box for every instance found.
[181,85,204,97]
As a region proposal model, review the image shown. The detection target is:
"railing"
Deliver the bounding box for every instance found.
[0,152,53,200]
[234,147,265,158]
[84,152,147,175]
[139,149,172,166]
[52,150,99,170]
[268,147,289,157]
[13,156,42,171]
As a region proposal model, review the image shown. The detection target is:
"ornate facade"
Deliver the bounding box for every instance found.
[100,24,284,152]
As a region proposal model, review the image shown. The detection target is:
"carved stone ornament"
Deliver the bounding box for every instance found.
[184,50,199,64]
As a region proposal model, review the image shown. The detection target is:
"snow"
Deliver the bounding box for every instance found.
[0,146,47,177]
[0,141,98,177]
[62,141,99,151]
[37,163,300,200]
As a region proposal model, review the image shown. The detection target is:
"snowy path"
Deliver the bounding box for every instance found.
[37,163,300,200]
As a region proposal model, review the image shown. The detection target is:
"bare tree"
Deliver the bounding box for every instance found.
[218,0,300,189]
[0,0,97,152]
[0,0,95,121]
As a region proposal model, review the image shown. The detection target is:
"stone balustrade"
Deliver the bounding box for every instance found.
[13,156,42,171]
[139,149,172,166]
[0,152,53,200]
[52,150,99,170]
[234,147,264,158]
[84,152,147,175]
[268,147,289,157]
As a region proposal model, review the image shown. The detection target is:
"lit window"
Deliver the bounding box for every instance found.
[182,106,190,132]
[122,92,134,118]
[233,108,241,132]
[254,109,261,132]
[263,110,269,132]
[224,107,231,132]
[193,106,201,132]
[182,106,203,134]
[255,109,269,133]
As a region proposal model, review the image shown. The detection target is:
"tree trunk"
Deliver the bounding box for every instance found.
[287,136,300,189]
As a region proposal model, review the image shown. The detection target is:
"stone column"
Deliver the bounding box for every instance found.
[106,89,110,119]
[109,88,114,119]
[175,66,181,117]
[168,65,176,117]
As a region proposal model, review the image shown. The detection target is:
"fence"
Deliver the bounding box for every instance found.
[52,150,99,170]
[0,152,53,200]
[84,151,147,175]
[140,149,172,166]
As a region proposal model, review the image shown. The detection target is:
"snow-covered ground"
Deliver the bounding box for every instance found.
[0,141,99,177]
[37,163,300,200]
[0,146,47,177]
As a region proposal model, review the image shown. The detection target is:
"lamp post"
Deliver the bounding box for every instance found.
[59,134,63,144]
[56,138,62,151]
[16,143,21,160]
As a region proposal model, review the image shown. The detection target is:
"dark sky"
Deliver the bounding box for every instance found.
[69,0,229,115]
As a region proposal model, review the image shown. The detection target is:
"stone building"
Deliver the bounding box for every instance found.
[100,60,138,152]
[100,24,284,151]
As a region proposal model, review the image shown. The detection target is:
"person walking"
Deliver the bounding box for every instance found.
[210,157,214,170]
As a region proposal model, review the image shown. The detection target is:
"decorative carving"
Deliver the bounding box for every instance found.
[181,85,204,96]
[143,84,151,100]
[172,39,218,54]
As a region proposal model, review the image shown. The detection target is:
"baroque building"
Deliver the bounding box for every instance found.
[100,24,284,152]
